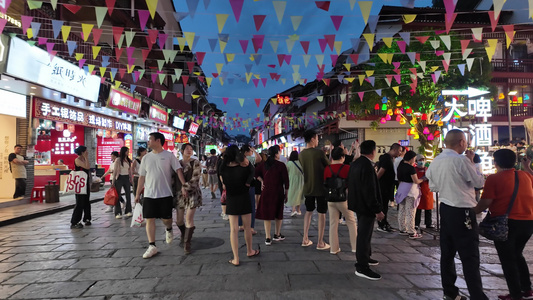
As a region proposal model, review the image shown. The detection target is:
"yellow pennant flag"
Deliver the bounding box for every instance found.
[219,40,227,53]
[365,70,374,77]
[192,94,200,99]
[363,33,374,51]
[430,66,439,72]
[87,64,95,74]
[334,41,342,55]
[345,77,355,83]
[485,39,498,62]
[382,37,393,48]
[216,14,229,33]
[291,16,302,31]
[226,53,235,62]
[75,53,84,61]
[219,77,224,86]
[184,32,195,48]
[343,63,351,71]
[246,72,253,83]
[99,67,106,77]
[92,46,101,59]
[61,25,71,43]
[358,74,365,85]
[27,28,33,39]
[127,64,135,73]
[387,53,394,64]
[216,63,224,74]
[378,53,388,63]
[358,1,373,25]
[505,30,516,49]
[393,86,400,95]
[81,24,93,42]
[273,1,287,24]
[177,37,186,52]
[238,98,245,107]
[302,55,311,67]
[114,80,121,88]
[402,14,417,24]
[271,97,277,104]
[206,77,213,87]
[146,0,158,19]
[254,74,261,79]
[315,54,324,66]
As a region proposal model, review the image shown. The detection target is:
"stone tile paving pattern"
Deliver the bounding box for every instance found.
[0,188,530,299]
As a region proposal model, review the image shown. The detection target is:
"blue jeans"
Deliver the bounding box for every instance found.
[239,186,255,228]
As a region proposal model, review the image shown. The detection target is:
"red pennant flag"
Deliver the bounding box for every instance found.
[92,28,103,45]
[277,54,285,66]
[323,78,330,86]
[63,4,82,14]
[141,49,150,64]
[349,54,359,64]
[176,93,183,99]
[267,64,276,68]
[229,0,245,22]
[460,40,470,55]
[315,1,330,11]
[330,16,343,31]
[318,39,327,53]
[251,35,264,53]
[317,64,326,72]
[182,75,189,86]
[198,76,205,83]
[284,55,291,65]
[212,73,219,78]
[223,97,229,105]
[330,54,338,66]
[105,0,116,15]
[145,36,153,51]
[415,36,429,44]
[416,53,421,62]
[324,34,335,50]
[503,24,515,44]
[112,27,124,46]
[196,52,206,65]
[253,15,266,31]
[488,11,499,32]
[118,68,126,79]
[409,68,417,75]
[270,73,277,79]
[148,29,158,45]
[254,98,261,108]
[187,61,195,73]
[300,41,310,54]
[115,47,124,61]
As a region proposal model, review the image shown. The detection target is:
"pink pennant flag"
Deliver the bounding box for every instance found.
[330,16,343,31]
[315,1,330,11]
[385,74,393,85]
[284,55,291,65]
[148,29,158,45]
[357,91,364,102]
[442,60,449,73]
[133,71,140,82]
[443,0,456,19]
[0,19,8,34]
[38,37,47,45]
[330,54,338,66]
[445,13,457,34]
[300,41,310,54]
[252,78,259,87]
[301,97,308,102]
[318,39,327,53]
[239,40,249,53]
[394,74,401,84]
[115,48,124,61]
[141,49,150,64]
[158,33,168,49]
[253,15,266,31]
[112,27,124,45]
[488,11,499,32]
[182,75,189,86]
[435,50,444,56]
[127,58,136,66]
[415,36,429,44]
[78,59,86,69]
[146,87,153,96]
[138,10,150,31]
[63,4,82,14]
[261,78,267,87]
[196,52,206,65]
[349,54,359,64]
[187,61,195,73]
[396,40,406,53]
[277,54,285,66]
[324,34,335,50]
[229,0,245,22]
[92,28,103,45]
[460,40,470,55]
[126,46,135,58]
[252,35,264,53]
[269,73,277,79]
[409,68,417,75]
[20,16,33,35]
[46,43,54,54]
[392,62,401,70]
[105,0,116,15]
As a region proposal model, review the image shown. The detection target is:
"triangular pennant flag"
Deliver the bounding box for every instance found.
[357,91,364,102]
[63,4,81,14]
[493,0,506,19]
[182,75,189,86]
[317,96,324,102]
[445,13,457,34]
[138,10,150,31]
[105,0,116,15]
[112,27,124,46]
[291,16,302,31]
[393,62,401,70]
[302,54,311,67]
[184,31,195,48]
[385,75,392,86]
[366,77,375,86]
[208,38,218,52]
[125,31,136,48]
[146,0,158,19]
[225,53,235,62]
[430,40,440,49]
[173,11,189,22]
[80,23,93,42]
[229,0,245,22]
[157,60,165,71]
[30,22,41,37]
[399,32,411,45]
[158,33,169,49]
[254,98,261,108]
[440,35,451,50]
[365,70,374,77]
[358,1,373,25]
[239,40,249,53]
[196,52,206,65]
[378,53,388,63]
[363,33,374,51]
[460,40,470,55]
[0,19,6,35]
[223,97,229,105]
[393,86,400,95]
[286,39,296,53]
[238,98,245,107]
[324,34,335,50]
[216,14,229,33]
[350,38,360,51]
[375,89,382,96]
[186,0,200,18]
[330,54,338,66]
[315,54,324,66]
[503,24,515,48]
[334,41,342,55]
[457,63,465,75]
[27,0,43,10]
[158,73,166,84]
[254,15,266,31]
[358,74,366,85]
[61,25,71,43]
[99,67,107,77]
[349,54,359,64]
[252,35,264,53]
[382,37,393,48]
[343,63,351,71]
[92,46,101,59]
[161,90,167,100]
[66,40,77,56]
[407,52,416,65]
[443,0,456,17]
[415,36,429,44]
[471,28,483,42]
[466,57,475,71]
[95,7,107,28]
[330,15,343,31]
[431,71,441,84]
[51,20,64,38]
[394,74,401,84]
[419,61,426,72]
[273,1,286,24]
[402,14,416,23]
[396,40,406,53]
[485,39,498,62]
[442,60,450,73]
[316,1,330,11]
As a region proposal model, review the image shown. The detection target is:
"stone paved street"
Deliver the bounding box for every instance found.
[0,189,530,299]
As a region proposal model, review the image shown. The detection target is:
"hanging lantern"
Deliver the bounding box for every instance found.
[387,109,393,115]
[396,101,402,107]
[413,133,420,140]
[437,120,444,126]
[428,133,435,141]
[381,97,388,104]
[434,130,441,137]
[409,128,416,135]
[411,117,418,125]
[381,104,387,110]
[498,93,505,99]
[450,118,456,123]
[374,103,380,110]
[421,113,428,120]
[423,127,430,134]
[407,129,413,136]
[399,118,406,125]
[385,114,391,121]
[394,108,401,115]
[67,124,75,133]
[56,122,64,131]
[380,117,387,124]
[396,115,401,122]
[406,107,413,114]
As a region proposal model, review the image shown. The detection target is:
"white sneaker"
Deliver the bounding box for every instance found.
[166,229,173,244]
[142,245,158,259]
[290,211,298,217]
[222,214,229,220]
[104,206,113,213]
[115,214,122,219]
[124,212,133,218]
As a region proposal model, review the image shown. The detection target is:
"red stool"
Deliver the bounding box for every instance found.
[30,186,45,203]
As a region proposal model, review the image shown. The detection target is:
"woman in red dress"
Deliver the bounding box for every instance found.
[414,154,434,230]
[255,146,289,246]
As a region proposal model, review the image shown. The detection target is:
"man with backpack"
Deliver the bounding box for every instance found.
[324,147,357,255]
[206,149,218,199]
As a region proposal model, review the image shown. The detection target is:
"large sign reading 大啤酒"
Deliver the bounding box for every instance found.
[34,98,133,133]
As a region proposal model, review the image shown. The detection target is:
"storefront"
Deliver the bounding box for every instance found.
[32,98,133,189]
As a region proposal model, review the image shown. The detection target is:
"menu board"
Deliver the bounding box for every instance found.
[96,137,124,168]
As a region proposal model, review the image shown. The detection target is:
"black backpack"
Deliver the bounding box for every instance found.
[325,165,346,202]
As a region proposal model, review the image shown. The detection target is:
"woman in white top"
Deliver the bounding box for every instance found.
[113,147,133,219]
[101,151,119,213]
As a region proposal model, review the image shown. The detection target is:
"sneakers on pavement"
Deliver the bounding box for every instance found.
[142,245,158,259]
[124,212,133,218]
[70,223,83,229]
[376,226,387,233]
[265,238,272,246]
[290,211,298,217]
[115,214,123,219]
[523,290,533,299]
[273,234,285,241]
[84,221,92,226]
[368,258,379,266]
[222,213,229,220]
[166,229,174,244]
[399,230,409,236]
[409,233,422,239]
[104,206,113,213]
[384,224,395,232]
[355,268,382,281]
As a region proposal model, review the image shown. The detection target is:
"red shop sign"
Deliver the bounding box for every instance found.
[107,87,141,115]
[188,122,199,135]
[149,104,168,124]
[158,129,174,141]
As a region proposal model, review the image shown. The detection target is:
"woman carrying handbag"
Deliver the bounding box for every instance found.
[113,147,133,219]
[70,146,92,228]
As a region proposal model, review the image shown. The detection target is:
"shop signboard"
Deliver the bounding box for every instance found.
[135,124,154,141]
[0,89,26,118]
[107,87,142,115]
[97,137,124,171]
[34,98,133,133]
[175,131,189,144]
[6,37,101,102]
[124,134,133,160]
[158,129,174,141]
[188,122,199,135]
[149,104,168,124]
[172,116,185,130]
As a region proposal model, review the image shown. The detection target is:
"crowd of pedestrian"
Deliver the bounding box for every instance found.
[24,127,529,300]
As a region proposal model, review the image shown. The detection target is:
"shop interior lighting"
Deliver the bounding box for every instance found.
[30,86,36,89]
[30,92,35,95]
[4,86,10,88]
[508,91,518,95]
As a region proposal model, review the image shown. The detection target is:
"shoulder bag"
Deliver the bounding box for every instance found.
[479,171,519,242]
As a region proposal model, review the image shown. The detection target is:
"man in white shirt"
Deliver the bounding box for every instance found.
[135,132,188,259]
[426,129,487,300]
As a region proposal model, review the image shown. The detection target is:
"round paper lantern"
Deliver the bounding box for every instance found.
[413,133,419,139]
[387,109,393,115]
[396,115,401,122]
[428,133,435,141]
[399,118,406,125]
[381,104,387,110]
[421,113,428,120]
[406,107,413,114]
[396,101,402,107]
[437,121,444,126]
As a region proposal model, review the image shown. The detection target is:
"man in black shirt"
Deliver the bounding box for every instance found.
[376,143,402,233]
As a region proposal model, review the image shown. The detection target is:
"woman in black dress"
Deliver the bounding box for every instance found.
[219,145,260,266]
[70,146,91,228]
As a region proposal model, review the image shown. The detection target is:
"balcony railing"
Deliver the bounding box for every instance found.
[492,59,533,73]
[493,106,533,118]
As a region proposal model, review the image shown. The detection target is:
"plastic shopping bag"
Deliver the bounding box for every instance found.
[103,186,118,206]
[130,204,144,228]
